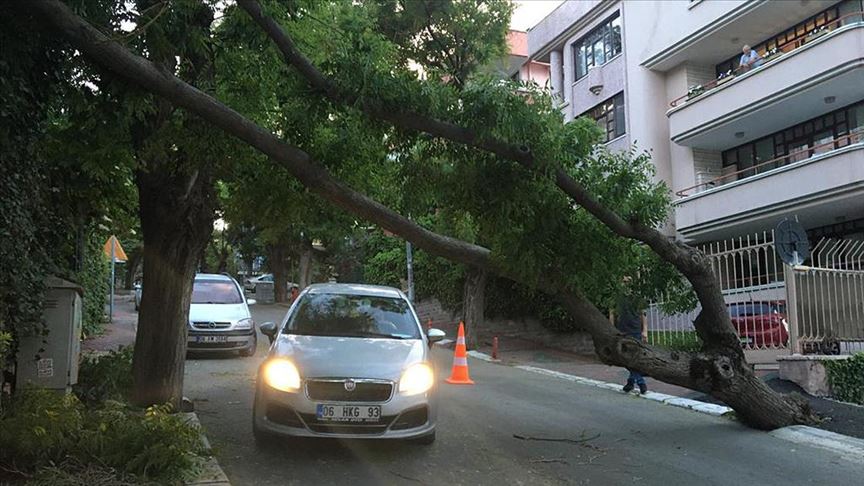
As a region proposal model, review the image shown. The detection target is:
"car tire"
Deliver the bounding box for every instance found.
[413,431,436,445]
[240,334,258,357]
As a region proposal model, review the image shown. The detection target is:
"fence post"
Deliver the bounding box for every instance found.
[784,264,801,354]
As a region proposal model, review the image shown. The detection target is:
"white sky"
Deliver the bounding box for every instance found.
[511,0,565,31]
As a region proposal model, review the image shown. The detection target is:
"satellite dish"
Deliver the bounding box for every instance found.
[775,219,809,266]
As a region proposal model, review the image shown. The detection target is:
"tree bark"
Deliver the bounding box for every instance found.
[298,240,313,289]
[461,266,486,350]
[267,242,290,303]
[133,168,214,408]
[29,0,817,429]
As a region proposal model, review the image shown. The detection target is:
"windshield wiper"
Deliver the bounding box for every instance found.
[347,332,414,339]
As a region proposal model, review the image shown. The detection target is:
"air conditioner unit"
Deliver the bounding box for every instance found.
[16,276,83,393]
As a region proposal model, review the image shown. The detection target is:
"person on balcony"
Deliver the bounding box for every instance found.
[739,44,763,72]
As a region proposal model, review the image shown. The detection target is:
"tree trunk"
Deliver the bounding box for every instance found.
[461,266,486,350]
[298,240,313,289]
[124,248,142,290]
[132,168,214,408]
[267,242,291,303]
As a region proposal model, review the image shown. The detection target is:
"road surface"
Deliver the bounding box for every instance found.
[183,304,863,485]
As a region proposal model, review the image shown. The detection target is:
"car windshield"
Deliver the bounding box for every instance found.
[191,279,243,304]
[284,293,420,339]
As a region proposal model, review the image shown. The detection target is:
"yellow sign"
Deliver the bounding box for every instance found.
[103,235,128,262]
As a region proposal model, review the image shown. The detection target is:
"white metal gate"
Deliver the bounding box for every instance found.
[646,232,864,358]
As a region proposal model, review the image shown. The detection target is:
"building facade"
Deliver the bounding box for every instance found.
[521,0,864,245]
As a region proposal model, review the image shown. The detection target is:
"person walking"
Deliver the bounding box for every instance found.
[615,283,648,394]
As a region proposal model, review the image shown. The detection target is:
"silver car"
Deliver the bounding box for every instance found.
[254,283,445,445]
[187,274,258,357]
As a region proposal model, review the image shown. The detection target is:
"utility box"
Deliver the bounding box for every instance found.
[16,276,83,393]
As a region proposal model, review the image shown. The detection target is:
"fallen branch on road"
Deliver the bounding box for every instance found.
[529,457,569,465]
[513,433,601,444]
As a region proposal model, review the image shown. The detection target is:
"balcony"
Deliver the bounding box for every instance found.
[674,135,864,242]
[667,15,864,149]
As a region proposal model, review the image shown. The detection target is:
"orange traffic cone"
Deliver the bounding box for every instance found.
[445,322,474,385]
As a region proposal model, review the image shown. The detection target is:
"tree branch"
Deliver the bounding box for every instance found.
[236,0,739,351]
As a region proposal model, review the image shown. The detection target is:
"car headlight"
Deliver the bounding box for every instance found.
[235,318,254,330]
[263,359,301,393]
[399,363,434,396]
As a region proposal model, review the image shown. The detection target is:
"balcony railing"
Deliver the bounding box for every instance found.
[669,11,864,108]
[676,131,864,198]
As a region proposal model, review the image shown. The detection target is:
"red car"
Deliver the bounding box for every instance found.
[727,301,789,348]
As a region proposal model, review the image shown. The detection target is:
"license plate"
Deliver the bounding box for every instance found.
[316,404,381,423]
[196,336,228,343]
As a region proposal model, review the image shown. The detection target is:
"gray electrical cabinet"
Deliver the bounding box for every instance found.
[16,276,83,393]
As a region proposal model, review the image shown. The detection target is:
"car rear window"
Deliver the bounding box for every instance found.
[284,293,420,339]
[192,280,243,304]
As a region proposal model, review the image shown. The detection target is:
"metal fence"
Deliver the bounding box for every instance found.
[790,239,864,354]
[646,231,864,357]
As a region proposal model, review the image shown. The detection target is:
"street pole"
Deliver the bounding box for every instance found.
[406,241,414,302]
[109,237,115,323]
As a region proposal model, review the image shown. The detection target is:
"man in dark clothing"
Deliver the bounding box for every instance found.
[615,292,648,394]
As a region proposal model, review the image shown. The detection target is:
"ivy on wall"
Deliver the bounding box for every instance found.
[826,353,864,405]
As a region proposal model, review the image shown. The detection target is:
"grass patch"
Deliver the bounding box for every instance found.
[648,331,702,352]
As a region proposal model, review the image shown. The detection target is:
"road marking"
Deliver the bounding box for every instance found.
[771,425,864,464]
[513,365,734,417]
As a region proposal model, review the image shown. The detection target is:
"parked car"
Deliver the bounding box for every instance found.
[134,282,142,312]
[727,301,789,348]
[188,273,258,357]
[244,273,273,293]
[253,283,445,445]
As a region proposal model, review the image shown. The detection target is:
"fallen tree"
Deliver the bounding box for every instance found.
[27,0,816,429]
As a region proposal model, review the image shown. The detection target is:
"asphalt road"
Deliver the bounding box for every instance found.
[184,304,863,485]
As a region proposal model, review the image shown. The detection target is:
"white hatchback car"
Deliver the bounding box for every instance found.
[187,274,258,357]
[254,283,445,444]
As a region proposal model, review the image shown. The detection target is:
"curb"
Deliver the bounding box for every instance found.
[181,412,231,486]
[770,425,864,464]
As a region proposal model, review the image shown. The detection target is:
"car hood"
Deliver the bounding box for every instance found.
[188,303,249,323]
[270,335,426,381]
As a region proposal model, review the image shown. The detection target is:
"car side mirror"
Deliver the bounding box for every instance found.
[260,322,277,343]
[247,298,257,306]
[427,328,446,346]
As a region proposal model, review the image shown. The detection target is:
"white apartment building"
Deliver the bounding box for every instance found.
[521,0,864,245]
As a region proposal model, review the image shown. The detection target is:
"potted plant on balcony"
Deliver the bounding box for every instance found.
[686,84,705,100]
[715,69,734,86]
[804,25,830,43]
[761,46,782,63]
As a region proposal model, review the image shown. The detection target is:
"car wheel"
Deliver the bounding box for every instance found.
[240,334,258,357]
[413,431,436,445]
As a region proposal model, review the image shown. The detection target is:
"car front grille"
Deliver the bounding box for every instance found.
[192,321,231,329]
[305,380,393,402]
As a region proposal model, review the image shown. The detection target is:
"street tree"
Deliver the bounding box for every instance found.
[26,0,817,429]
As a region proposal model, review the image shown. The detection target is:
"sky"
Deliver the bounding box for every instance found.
[511,0,565,31]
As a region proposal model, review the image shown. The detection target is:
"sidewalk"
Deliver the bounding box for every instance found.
[471,335,864,440]
[82,294,138,352]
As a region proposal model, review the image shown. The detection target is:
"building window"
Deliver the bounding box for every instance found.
[721,99,864,179]
[573,12,622,80]
[584,92,625,142]
[715,4,840,77]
